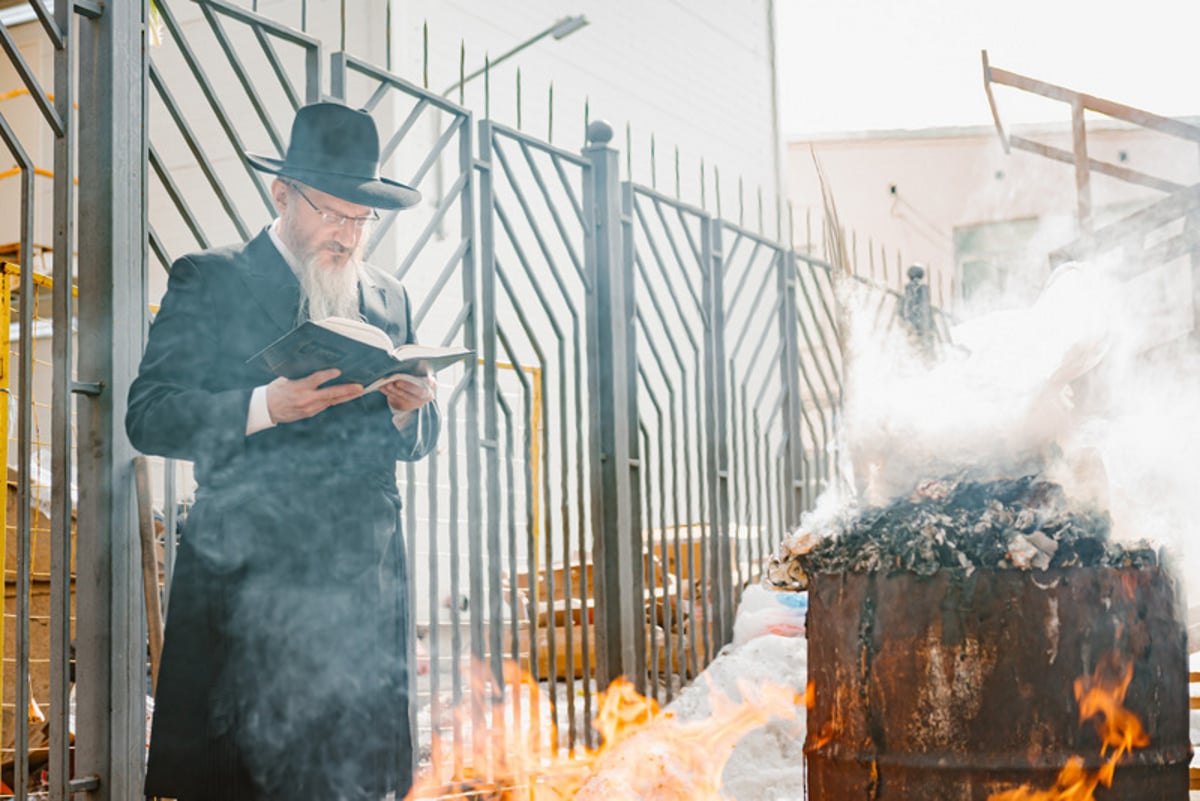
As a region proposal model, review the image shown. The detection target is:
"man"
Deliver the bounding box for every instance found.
[128,102,439,801]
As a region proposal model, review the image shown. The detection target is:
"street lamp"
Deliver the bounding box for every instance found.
[441,14,588,98]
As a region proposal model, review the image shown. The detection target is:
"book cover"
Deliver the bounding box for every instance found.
[247,318,473,390]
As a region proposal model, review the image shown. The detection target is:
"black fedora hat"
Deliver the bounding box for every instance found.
[246,101,421,210]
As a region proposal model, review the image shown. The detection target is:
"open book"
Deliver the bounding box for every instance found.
[247,316,473,392]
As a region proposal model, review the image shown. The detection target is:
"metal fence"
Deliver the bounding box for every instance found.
[0,0,947,796]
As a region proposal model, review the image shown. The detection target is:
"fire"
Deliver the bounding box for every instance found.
[988,653,1148,801]
[405,661,799,800]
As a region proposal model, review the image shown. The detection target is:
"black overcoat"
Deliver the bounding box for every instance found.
[127,229,440,801]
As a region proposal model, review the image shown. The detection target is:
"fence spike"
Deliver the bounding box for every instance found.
[851,230,858,273]
[548,82,554,143]
[757,186,763,235]
[584,97,589,144]
[484,53,490,120]
[386,0,393,71]
[516,68,522,130]
[738,176,744,227]
[715,165,722,219]
[674,145,680,199]
[422,21,429,89]
[340,0,346,52]
[776,193,782,241]
[700,159,706,211]
[459,41,466,106]
[788,200,795,251]
[806,208,812,255]
[301,0,307,32]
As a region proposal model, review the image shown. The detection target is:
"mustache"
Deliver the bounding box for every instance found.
[324,242,353,255]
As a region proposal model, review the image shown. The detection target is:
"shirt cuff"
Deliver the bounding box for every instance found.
[391,409,414,430]
[246,385,277,436]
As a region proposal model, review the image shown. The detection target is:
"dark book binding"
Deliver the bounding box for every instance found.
[247,321,472,388]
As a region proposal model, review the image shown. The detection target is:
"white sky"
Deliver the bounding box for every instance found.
[777,0,1200,136]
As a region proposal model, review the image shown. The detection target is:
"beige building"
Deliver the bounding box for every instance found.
[786,120,1200,318]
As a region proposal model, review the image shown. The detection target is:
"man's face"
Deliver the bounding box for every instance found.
[272,179,375,271]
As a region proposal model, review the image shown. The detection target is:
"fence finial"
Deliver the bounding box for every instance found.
[586,119,613,145]
[548,82,554,142]
[516,68,522,130]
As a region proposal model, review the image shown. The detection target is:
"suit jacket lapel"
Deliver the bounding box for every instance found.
[237,228,301,334]
[359,266,404,346]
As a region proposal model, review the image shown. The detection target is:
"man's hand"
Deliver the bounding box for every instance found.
[266,369,363,424]
[379,373,437,413]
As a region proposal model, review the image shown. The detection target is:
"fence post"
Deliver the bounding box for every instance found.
[702,218,734,646]
[900,264,934,359]
[780,249,805,530]
[75,1,148,798]
[583,120,644,690]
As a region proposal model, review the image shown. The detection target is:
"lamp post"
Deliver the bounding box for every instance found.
[441,15,588,99]
[429,13,588,235]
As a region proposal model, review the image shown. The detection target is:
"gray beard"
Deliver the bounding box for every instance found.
[297,254,362,323]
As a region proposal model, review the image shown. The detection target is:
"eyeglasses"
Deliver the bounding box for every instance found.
[286,181,380,229]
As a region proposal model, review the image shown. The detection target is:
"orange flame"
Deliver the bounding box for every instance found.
[988,653,1148,801]
[405,660,799,800]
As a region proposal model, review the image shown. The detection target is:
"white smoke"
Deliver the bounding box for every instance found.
[837,253,1200,582]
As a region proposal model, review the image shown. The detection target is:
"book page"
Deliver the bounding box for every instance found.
[313,316,394,351]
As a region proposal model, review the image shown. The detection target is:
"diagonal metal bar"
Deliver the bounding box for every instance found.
[724,238,767,324]
[634,251,700,353]
[492,138,584,302]
[197,0,324,49]
[199,4,287,154]
[675,205,704,269]
[410,238,467,327]
[380,97,431,163]
[633,200,704,334]
[149,141,212,251]
[648,196,705,322]
[155,0,275,216]
[410,113,463,188]
[0,22,63,137]
[550,151,586,228]
[149,61,253,240]
[29,0,62,50]
[511,138,586,286]
[251,26,303,111]
[392,169,467,280]
[148,222,173,274]
[728,253,779,360]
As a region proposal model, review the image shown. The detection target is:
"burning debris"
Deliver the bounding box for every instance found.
[405,662,799,800]
[765,474,1159,590]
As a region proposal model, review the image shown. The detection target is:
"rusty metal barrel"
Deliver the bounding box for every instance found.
[804,567,1190,800]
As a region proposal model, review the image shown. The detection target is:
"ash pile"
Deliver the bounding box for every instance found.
[766,474,1159,590]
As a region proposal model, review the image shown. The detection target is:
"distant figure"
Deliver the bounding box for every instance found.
[899,264,934,359]
[128,101,440,801]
